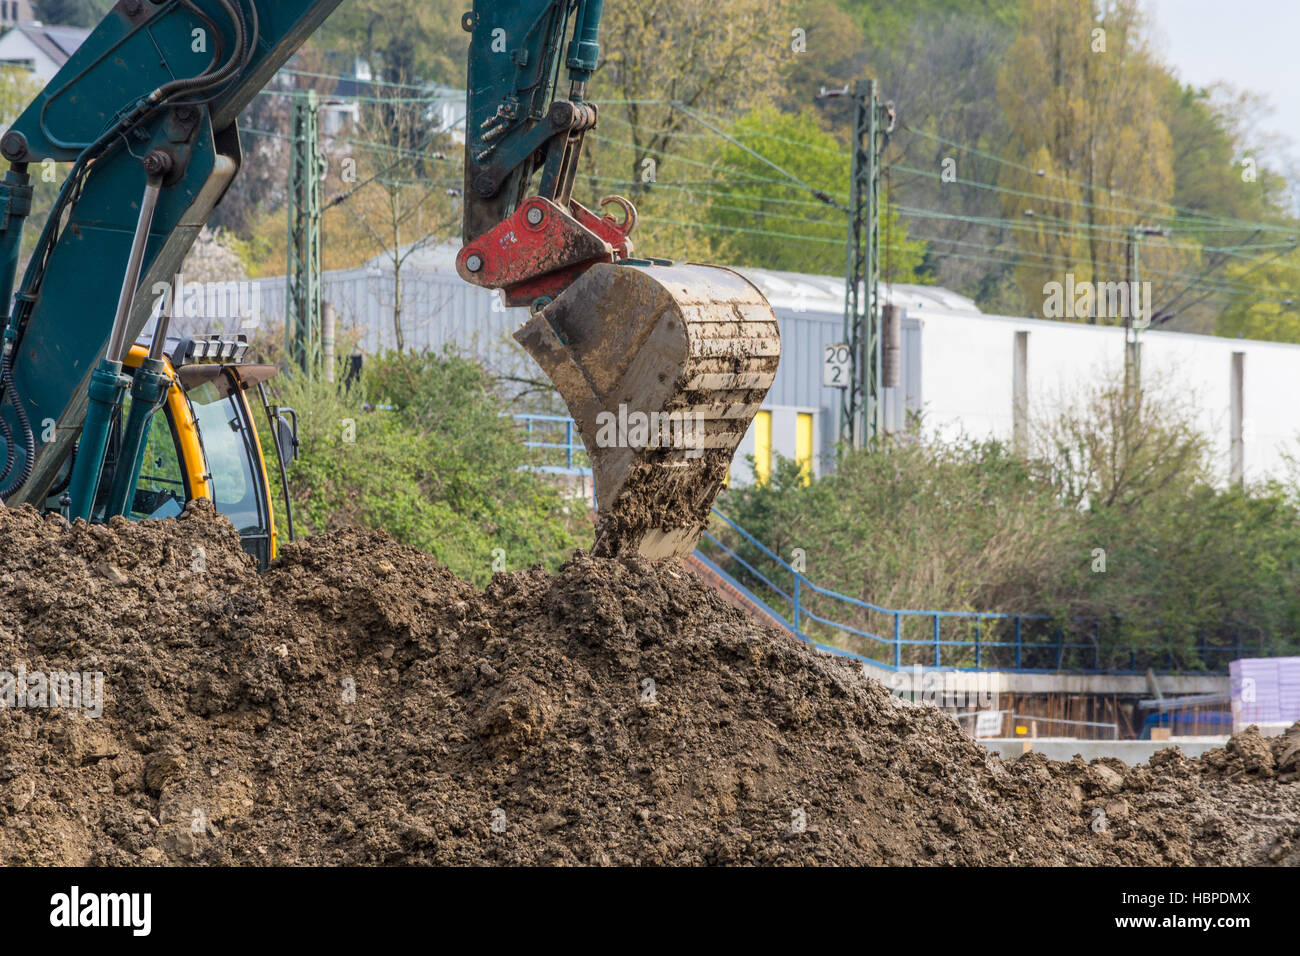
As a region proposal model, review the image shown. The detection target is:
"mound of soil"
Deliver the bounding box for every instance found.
[0,502,1297,865]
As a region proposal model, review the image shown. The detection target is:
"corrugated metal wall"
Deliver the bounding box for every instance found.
[252,265,539,382]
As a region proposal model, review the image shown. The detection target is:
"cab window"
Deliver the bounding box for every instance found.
[186,372,271,564]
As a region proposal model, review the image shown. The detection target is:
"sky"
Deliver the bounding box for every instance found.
[1145,0,1300,174]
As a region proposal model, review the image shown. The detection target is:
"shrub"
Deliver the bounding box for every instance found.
[267,349,587,584]
[714,379,1300,669]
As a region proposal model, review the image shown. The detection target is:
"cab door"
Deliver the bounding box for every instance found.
[176,365,276,566]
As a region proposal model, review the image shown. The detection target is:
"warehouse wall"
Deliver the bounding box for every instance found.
[919,311,1300,485]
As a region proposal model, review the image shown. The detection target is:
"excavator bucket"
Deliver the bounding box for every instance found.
[515,261,780,560]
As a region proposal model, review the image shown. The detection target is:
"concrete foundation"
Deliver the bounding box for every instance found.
[866,663,1228,697]
[977,736,1229,765]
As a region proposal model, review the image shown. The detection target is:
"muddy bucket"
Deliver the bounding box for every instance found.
[515,261,780,560]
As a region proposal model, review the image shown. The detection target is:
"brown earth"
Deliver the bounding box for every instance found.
[0,501,1297,866]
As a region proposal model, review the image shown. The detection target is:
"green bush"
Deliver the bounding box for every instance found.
[267,349,587,584]
[714,381,1300,670]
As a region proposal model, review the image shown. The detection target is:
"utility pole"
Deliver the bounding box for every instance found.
[1124,224,1169,396]
[286,89,324,375]
[823,80,893,447]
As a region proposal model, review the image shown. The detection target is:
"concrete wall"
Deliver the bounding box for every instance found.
[978,737,1229,765]
[918,310,1300,485]
[869,664,1227,697]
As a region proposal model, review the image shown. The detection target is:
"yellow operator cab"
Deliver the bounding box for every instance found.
[44,334,298,568]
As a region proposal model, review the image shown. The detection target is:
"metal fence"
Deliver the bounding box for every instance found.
[953,710,1121,740]
[698,509,1266,675]
[510,413,587,473]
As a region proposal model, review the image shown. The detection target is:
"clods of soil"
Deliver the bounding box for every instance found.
[1,501,1297,865]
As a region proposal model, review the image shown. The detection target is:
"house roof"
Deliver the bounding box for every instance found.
[6,22,91,67]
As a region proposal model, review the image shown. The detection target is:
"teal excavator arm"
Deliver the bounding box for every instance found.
[0,1,779,562]
[0,0,614,514]
[0,0,348,512]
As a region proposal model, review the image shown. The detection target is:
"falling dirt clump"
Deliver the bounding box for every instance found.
[1,504,1298,865]
[591,449,732,556]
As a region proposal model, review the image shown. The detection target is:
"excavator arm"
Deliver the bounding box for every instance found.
[457,1,781,558]
[0,0,348,512]
[0,0,780,562]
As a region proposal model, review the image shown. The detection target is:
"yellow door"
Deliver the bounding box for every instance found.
[753,410,771,484]
[796,412,813,485]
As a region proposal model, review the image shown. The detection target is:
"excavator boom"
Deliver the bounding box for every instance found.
[0,1,779,563]
[0,0,348,511]
[458,1,781,559]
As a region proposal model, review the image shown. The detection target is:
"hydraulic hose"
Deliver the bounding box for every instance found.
[142,0,245,105]
[0,407,11,483]
[0,347,33,500]
[4,0,252,369]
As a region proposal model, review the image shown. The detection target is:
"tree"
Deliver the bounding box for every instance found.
[589,0,786,193]
[850,10,1018,306]
[831,0,1022,41]
[707,104,927,278]
[33,0,111,27]
[235,70,463,351]
[1163,82,1291,228]
[0,65,39,122]
[317,0,466,86]
[1156,80,1300,334]
[777,0,869,112]
[211,42,350,235]
[1034,368,1208,511]
[1,66,61,267]
[344,78,461,351]
[1215,252,1300,343]
[996,0,1180,319]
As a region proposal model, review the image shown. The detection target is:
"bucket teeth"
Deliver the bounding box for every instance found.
[514,262,780,561]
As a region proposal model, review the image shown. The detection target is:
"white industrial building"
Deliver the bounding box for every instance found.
[740,269,1289,488]
[0,21,88,83]
[235,244,1298,487]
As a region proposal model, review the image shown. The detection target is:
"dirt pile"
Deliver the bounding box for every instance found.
[0,502,1298,865]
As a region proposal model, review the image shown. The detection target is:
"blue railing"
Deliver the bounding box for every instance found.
[699,509,1262,675]
[509,413,590,476]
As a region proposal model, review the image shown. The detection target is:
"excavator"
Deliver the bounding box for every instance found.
[0,1,779,566]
